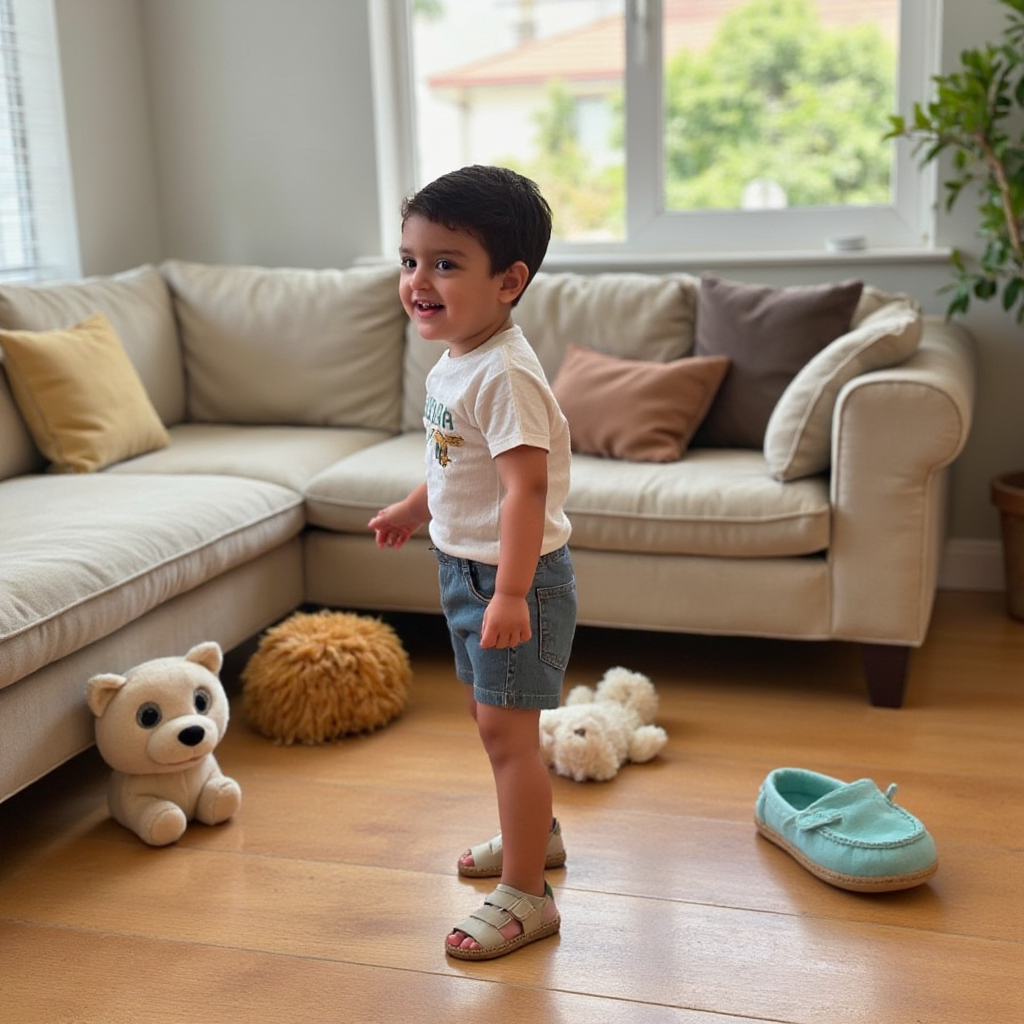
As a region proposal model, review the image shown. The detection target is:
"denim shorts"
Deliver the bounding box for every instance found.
[434,544,577,710]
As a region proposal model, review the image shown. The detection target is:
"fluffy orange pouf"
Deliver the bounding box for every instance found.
[241,610,412,745]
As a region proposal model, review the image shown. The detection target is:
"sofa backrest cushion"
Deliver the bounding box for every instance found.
[852,285,920,326]
[163,260,407,431]
[0,365,43,481]
[400,270,699,432]
[763,299,923,481]
[0,265,185,429]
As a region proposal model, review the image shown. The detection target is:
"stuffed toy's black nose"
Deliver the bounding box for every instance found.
[178,725,206,747]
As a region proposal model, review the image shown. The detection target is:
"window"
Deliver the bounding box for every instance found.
[370,0,942,257]
[0,0,78,282]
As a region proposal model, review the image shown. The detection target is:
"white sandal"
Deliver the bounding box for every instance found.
[445,882,560,961]
[457,818,566,878]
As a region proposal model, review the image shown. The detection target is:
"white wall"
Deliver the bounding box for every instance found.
[53,0,1024,550]
[54,0,162,275]
[138,0,379,270]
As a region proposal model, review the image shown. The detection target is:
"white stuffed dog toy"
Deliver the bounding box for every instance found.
[86,641,241,846]
[539,667,668,782]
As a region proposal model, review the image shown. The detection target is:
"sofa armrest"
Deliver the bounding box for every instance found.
[828,317,976,644]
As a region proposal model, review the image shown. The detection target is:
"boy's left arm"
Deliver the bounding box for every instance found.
[482,444,548,650]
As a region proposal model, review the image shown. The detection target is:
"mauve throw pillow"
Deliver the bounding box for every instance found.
[692,273,864,449]
[551,345,729,463]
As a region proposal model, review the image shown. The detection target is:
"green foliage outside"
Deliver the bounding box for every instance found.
[504,0,896,239]
[413,0,445,19]
[665,0,895,210]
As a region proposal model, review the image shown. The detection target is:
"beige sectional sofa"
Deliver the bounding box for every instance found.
[0,261,976,803]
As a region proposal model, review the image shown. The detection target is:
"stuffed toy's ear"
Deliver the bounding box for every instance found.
[86,673,127,718]
[564,685,595,706]
[185,641,223,676]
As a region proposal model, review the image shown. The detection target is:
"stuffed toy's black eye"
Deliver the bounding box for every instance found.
[194,688,212,714]
[136,703,162,728]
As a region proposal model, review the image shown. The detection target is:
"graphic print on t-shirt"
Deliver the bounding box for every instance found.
[425,395,464,468]
[431,428,463,466]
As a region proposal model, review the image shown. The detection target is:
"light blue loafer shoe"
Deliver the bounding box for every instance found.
[755,767,938,892]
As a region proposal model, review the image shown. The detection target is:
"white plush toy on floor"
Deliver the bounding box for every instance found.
[539,667,669,782]
[86,641,241,846]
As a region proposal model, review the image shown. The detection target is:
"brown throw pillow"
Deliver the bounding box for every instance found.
[692,273,864,449]
[551,345,729,463]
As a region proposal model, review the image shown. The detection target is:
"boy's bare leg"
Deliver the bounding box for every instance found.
[448,704,558,951]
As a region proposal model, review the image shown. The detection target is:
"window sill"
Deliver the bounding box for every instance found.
[539,246,953,273]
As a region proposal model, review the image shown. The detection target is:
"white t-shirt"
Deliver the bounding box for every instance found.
[423,323,572,564]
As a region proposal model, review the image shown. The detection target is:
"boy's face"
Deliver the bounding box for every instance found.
[399,214,524,356]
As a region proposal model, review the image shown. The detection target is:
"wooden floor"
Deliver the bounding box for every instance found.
[1,589,1022,1024]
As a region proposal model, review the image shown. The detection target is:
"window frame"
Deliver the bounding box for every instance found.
[369,0,943,259]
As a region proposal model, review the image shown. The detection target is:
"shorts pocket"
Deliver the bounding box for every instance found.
[537,579,577,671]
[465,560,497,604]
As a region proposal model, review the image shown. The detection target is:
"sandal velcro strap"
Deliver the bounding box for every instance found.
[489,885,543,925]
[447,883,560,961]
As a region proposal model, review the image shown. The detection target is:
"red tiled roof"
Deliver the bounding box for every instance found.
[428,0,898,90]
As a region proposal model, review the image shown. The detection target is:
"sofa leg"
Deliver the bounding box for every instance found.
[860,644,910,708]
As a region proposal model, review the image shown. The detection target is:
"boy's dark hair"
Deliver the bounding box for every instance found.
[401,165,552,305]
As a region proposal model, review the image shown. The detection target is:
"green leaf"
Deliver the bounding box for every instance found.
[1002,276,1024,310]
[886,114,906,137]
[947,290,971,318]
[944,180,969,213]
[974,277,999,300]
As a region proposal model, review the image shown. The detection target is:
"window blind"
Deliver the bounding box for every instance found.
[0,0,77,282]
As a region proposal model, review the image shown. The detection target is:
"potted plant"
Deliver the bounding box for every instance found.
[886,0,1024,618]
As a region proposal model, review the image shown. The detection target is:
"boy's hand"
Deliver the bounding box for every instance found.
[480,592,532,649]
[368,486,429,550]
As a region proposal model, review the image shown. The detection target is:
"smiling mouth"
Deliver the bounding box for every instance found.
[415,301,444,314]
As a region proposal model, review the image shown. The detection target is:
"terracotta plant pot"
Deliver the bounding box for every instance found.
[991,470,1024,621]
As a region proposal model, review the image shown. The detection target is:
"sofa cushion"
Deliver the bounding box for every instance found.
[305,432,830,558]
[764,301,923,481]
[163,260,407,431]
[305,433,428,533]
[105,422,391,491]
[566,449,830,556]
[0,474,304,690]
[0,313,170,473]
[0,264,185,427]
[551,345,729,462]
[400,270,700,432]
[693,274,864,449]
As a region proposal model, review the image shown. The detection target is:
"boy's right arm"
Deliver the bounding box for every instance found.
[368,482,430,550]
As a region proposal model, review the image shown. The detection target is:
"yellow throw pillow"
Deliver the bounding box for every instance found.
[0,311,169,472]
